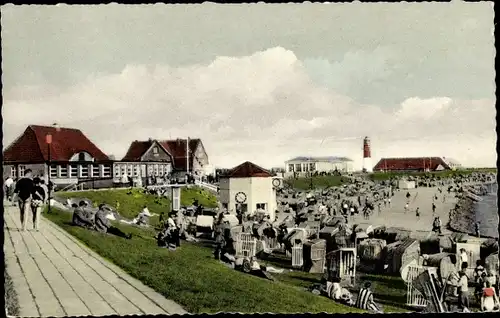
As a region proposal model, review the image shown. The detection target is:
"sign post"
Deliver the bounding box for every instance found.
[46,133,52,213]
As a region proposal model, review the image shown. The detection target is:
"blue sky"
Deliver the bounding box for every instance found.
[1,3,496,169]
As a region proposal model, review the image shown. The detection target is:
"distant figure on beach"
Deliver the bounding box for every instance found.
[432,216,442,235]
[415,207,420,220]
[406,192,411,203]
[404,203,409,213]
[475,222,481,238]
[432,202,436,214]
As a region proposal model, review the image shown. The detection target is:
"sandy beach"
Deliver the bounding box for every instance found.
[348,186,458,239]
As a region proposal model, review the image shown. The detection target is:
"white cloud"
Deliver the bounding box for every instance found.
[2,47,496,170]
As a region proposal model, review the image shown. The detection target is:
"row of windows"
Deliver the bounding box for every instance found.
[288,163,316,173]
[49,164,111,178]
[113,163,172,177]
[11,164,112,178]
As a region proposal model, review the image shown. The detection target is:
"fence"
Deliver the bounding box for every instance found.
[405,264,429,307]
[236,233,257,258]
[292,244,304,268]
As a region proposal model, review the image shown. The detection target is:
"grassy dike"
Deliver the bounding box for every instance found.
[44,205,364,314]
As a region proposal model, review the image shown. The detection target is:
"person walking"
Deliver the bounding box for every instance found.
[415,207,420,220]
[4,176,14,202]
[458,270,470,312]
[432,202,436,214]
[475,222,481,238]
[30,177,46,231]
[13,169,35,231]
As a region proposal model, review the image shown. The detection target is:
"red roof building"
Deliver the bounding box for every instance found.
[117,138,209,181]
[3,125,112,182]
[373,157,451,172]
[219,161,277,221]
[227,161,273,178]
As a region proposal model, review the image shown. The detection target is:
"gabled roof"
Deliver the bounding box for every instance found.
[3,125,109,163]
[227,161,272,178]
[160,139,202,171]
[286,156,353,163]
[122,141,153,161]
[373,157,451,172]
[121,138,205,171]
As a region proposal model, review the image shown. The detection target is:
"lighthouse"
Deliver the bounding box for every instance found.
[362,136,373,173]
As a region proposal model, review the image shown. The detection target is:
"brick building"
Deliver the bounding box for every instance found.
[373,157,452,172]
[117,138,209,184]
[3,125,113,187]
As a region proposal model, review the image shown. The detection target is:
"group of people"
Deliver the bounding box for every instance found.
[4,170,49,231]
[71,201,133,239]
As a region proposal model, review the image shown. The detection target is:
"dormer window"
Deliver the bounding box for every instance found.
[78,152,85,161]
[153,146,159,156]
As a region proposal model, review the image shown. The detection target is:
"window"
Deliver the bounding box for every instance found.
[159,165,164,176]
[309,163,316,171]
[288,164,294,172]
[153,147,159,155]
[59,165,68,178]
[147,165,153,176]
[127,165,133,176]
[256,203,267,210]
[69,165,78,178]
[295,164,302,172]
[154,164,159,176]
[78,152,86,161]
[92,164,100,177]
[114,165,121,177]
[19,165,26,177]
[134,166,139,177]
[120,165,126,176]
[10,166,17,178]
[102,164,111,177]
[164,164,171,175]
[49,165,58,178]
[304,164,309,172]
[80,165,89,178]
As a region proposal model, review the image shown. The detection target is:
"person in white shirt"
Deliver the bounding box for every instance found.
[458,270,470,311]
[460,248,469,270]
[4,177,14,201]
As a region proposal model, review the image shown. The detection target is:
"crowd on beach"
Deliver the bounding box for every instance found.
[4,169,498,313]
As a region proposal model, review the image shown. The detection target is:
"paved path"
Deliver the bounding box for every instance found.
[4,203,188,317]
[349,187,457,238]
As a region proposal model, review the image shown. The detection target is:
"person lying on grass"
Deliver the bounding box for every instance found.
[95,204,133,239]
[72,201,95,229]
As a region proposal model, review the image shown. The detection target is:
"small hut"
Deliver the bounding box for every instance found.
[319,224,354,253]
[382,238,420,274]
[357,239,387,263]
[303,239,327,273]
[325,247,357,286]
[283,228,308,252]
[422,253,457,283]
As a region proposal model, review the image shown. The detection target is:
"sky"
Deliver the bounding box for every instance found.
[1,2,496,170]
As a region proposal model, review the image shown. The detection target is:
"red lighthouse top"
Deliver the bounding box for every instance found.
[363,137,371,158]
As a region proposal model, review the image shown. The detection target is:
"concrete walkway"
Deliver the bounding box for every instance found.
[4,203,188,317]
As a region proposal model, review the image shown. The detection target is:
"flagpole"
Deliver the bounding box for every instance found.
[186,137,189,174]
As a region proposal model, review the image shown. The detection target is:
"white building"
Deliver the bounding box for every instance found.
[284,156,354,178]
[219,161,278,221]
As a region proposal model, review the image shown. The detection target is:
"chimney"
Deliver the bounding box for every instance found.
[53,122,61,132]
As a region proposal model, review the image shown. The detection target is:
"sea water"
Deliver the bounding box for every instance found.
[474,182,499,238]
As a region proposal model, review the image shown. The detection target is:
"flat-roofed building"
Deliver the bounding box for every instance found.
[284,156,354,178]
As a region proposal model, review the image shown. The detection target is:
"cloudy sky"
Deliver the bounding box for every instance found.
[1,2,496,170]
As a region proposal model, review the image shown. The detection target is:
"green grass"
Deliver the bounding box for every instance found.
[4,263,20,316]
[44,207,365,314]
[55,187,217,220]
[284,176,349,190]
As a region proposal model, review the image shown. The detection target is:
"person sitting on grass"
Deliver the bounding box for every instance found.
[72,201,95,229]
[355,281,382,313]
[95,204,132,239]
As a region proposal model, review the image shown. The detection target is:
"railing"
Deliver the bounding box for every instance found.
[405,264,429,307]
[194,178,218,193]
